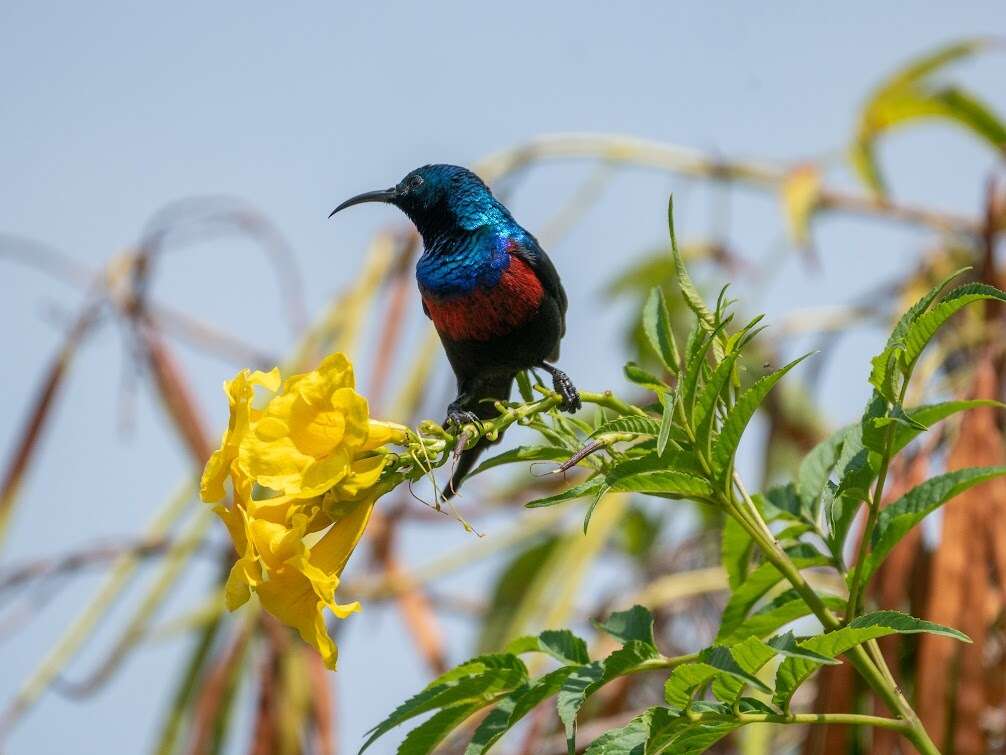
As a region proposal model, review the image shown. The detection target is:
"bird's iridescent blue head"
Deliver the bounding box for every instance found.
[330,164,509,244]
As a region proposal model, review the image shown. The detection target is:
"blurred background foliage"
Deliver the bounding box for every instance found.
[1,15,1006,755]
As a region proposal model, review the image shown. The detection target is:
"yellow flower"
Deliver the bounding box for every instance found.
[200,352,407,670]
[223,496,377,669]
[237,353,400,498]
[200,368,280,503]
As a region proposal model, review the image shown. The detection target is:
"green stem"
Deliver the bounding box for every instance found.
[847,382,910,619]
[632,653,700,673]
[730,712,911,733]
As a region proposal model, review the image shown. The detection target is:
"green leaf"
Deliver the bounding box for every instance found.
[773,611,969,708]
[858,466,1006,583]
[901,283,1006,370]
[851,39,1004,195]
[398,702,482,755]
[766,630,841,666]
[710,636,777,703]
[464,667,577,754]
[595,605,656,646]
[463,695,521,755]
[582,483,612,533]
[469,445,572,476]
[360,655,528,752]
[666,643,771,709]
[693,350,740,452]
[558,662,605,751]
[679,329,716,415]
[624,361,666,391]
[655,719,742,755]
[716,546,830,640]
[584,707,671,754]
[605,465,713,501]
[656,391,674,456]
[797,429,846,520]
[712,354,811,476]
[525,476,604,508]
[669,196,717,336]
[505,629,590,665]
[643,287,681,373]
[590,415,662,438]
[697,646,772,693]
[891,400,1006,456]
[721,589,846,643]
[664,663,721,708]
[721,515,753,590]
[599,640,661,679]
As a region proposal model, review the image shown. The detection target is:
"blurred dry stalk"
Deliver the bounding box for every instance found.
[0,77,1004,754]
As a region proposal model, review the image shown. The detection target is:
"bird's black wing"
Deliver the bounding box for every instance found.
[509,233,568,344]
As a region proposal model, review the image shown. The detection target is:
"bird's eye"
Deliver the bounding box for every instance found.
[409,174,424,189]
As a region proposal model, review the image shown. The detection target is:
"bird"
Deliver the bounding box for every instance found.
[330,164,580,498]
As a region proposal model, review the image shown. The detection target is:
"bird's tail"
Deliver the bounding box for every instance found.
[443,373,514,501]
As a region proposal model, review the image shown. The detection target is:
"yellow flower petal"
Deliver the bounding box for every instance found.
[255,565,346,670]
[311,496,377,575]
[362,420,408,451]
[200,368,280,502]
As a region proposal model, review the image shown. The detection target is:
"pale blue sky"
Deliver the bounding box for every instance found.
[2,2,1004,753]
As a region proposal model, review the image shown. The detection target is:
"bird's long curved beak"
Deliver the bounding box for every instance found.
[328,188,397,218]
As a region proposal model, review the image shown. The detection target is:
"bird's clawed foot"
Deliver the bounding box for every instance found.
[445,407,483,434]
[539,364,581,413]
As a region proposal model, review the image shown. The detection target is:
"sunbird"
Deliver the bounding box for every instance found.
[330,164,580,498]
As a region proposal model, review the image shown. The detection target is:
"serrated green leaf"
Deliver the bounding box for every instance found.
[858,466,1006,583]
[582,484,612,533]
[710,636,777,703]
[797,429,846,520]
[558,663,605,751]
[463,695,521,755]
[669,196,716,333]
[465,667,577,755]
[766,630,841,665]
[584,707,673,754]
[716,547,830,640]
[712,354,811,476]
[664,664,721,708]
[773,611,969,708]
[900,283,1006,370]
[360,655,528,752]
[693,350,740,453]
[525,476,603,508]
[606,466,713,500]
[721,515,753,590]
[698,646,772,693]
[721,589,846,643]
[505,629,590,665]
[654,719,741,755]
[596,605,656,646]
[398,703,482,755]
[624,361,666,391]
[469,445,572,477]
[643,287,681,373]
[590,415,662,438]
[891,400,1006,456]
[656,392,674,456]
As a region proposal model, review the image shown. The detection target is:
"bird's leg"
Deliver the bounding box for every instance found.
[537,363,582,413]
[444,393,483,434]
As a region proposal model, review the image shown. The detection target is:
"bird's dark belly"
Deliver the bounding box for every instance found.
[438,297,563,380]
